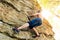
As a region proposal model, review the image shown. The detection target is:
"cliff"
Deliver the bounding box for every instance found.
[0,0,54,40]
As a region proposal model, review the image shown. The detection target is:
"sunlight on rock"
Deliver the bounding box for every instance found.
[37,0,60,40]
[54,5,60,17]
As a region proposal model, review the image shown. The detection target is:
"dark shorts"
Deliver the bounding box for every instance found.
[28,18,42,29]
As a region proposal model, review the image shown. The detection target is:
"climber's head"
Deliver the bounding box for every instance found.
[36,9,41,13]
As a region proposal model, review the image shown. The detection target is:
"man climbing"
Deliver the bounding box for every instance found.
[12,10,42,38]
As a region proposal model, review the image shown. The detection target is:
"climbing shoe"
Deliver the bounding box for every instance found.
[12,27,20,34]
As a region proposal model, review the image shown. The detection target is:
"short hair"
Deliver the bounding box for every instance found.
[35,9,41,13]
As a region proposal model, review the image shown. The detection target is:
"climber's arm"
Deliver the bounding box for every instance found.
[29,13,39,17]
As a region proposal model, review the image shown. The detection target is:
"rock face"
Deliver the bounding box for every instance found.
[0,0,55,40]
[0,33,17,40]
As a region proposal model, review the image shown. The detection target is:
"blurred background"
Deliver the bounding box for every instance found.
[37,0,60,40]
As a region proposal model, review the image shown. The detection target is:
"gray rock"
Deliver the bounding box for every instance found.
[0,33,16,40]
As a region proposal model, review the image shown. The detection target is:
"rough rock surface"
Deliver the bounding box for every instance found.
[0,0,55,40]
[0,33,17,40]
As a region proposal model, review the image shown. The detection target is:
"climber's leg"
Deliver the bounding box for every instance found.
[17,23,29,30]
[32,27,40,38]
[13,23,29,33]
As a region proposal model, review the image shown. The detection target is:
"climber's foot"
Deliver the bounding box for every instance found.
[32,35,40,38]
[12,27,20,34]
